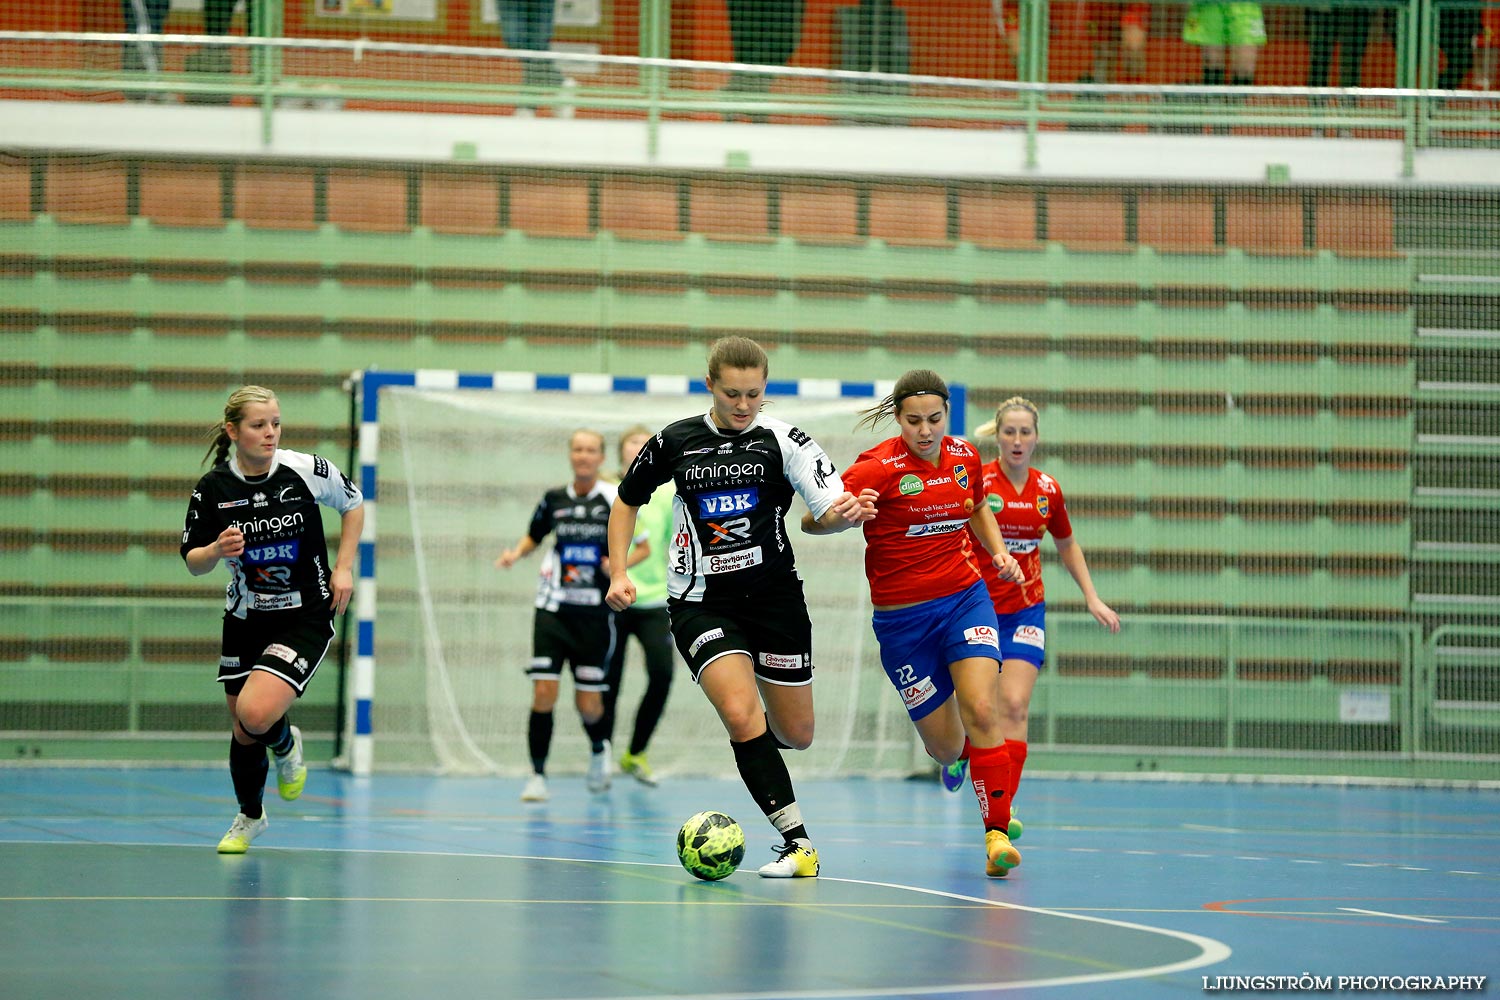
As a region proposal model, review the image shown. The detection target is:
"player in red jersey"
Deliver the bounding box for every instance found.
[808,370,1027,878]
[941,396,1120,843]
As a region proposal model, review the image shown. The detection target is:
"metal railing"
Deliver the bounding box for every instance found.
[5,597,1493,776]
[1,14,1496,175]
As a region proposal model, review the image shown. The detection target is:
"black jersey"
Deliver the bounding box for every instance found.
[617,412,845,603]
[181,449,363,620]
[526,481,617,613]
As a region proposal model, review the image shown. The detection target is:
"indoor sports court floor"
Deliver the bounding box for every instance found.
[2,767,1497,999]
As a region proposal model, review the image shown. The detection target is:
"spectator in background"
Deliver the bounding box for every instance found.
[1306,2,1373,97]
[122,0,170,84]
[726,0,805,93]
[185,0,253,103]
[1077,2,1150,84]
[497,0,565,88]
[1478,1,1500,89]
[1184,1,1266,87]
[1437,3,1484,88]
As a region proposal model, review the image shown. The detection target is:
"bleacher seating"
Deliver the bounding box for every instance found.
[1,148,1456,763]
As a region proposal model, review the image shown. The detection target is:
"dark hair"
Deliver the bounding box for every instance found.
[707,336,769,382]
[203,385,278,467]
[856,369,949,432]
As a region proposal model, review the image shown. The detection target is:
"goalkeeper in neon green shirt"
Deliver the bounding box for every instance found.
[601,425,678,785]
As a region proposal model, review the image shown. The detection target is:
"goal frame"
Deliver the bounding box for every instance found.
[344,368,966,776]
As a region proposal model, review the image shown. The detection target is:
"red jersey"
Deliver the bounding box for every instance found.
[974,463,1073,613]
[841,436,989,607]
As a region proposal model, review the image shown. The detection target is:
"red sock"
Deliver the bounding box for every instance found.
[1004,739,1028,804]
[967,743,1012,833]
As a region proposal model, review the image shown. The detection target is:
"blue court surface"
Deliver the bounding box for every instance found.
[1,767,1497,999]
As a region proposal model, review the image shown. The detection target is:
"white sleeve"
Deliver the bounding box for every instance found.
[285,450,363,514]
[772,420,845,520]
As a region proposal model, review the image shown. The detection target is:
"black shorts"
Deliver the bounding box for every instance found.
[668,578,813,686]
[529,608,615,692]
[218,612,335,697]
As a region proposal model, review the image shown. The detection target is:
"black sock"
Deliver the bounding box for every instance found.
[247,715,294,756]
[528,711,554,775]
[731,730,808,843]
[1230,73,1254,87]
[1202,66,1225,86]
[582,715,611,754]
[229,737,268,818]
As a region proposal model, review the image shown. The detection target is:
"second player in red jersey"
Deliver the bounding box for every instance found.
[944,396,1119,844]
[813,369,1027,878]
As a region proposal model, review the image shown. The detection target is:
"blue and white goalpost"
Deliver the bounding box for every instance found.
[347,369,965,778]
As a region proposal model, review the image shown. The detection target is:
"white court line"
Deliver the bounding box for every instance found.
[1338,907,1446,924]
[0,839,1233,1000]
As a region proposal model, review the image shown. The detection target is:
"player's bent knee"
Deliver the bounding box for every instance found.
[924,740,964,766]
[772,720,815,751]
[235,704,279,736]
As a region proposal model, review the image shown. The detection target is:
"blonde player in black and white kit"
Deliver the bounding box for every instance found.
[606,337,877,878]
[181,386,364,854]
[497,429,621,803]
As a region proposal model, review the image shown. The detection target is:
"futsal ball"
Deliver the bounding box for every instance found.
[676,811,746,881]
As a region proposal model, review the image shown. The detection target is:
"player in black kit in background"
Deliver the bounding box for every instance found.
[181,386,364,854]
[498,429,635,802]
[606,337,877,878]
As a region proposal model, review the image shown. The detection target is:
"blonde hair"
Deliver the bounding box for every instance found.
[569,428,605,453]
[856,369,949,432]
[707,336,769,381]
[617,423,652,469]
[203,385,278,467]
[974,396,1040,439]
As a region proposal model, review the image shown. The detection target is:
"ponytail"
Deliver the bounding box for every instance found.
[202,427,232,467]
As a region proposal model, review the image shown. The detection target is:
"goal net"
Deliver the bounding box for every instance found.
[358,371,957,779]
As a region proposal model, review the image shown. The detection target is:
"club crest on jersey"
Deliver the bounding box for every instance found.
[698,488,758,517]
[1036,495,1049,519]
[954,464,969,489]
[899,474,924,496]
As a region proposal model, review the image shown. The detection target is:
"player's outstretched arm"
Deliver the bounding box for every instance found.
[802,488,878,535]
[495,535,536,569]
[1055,535,1119,632]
